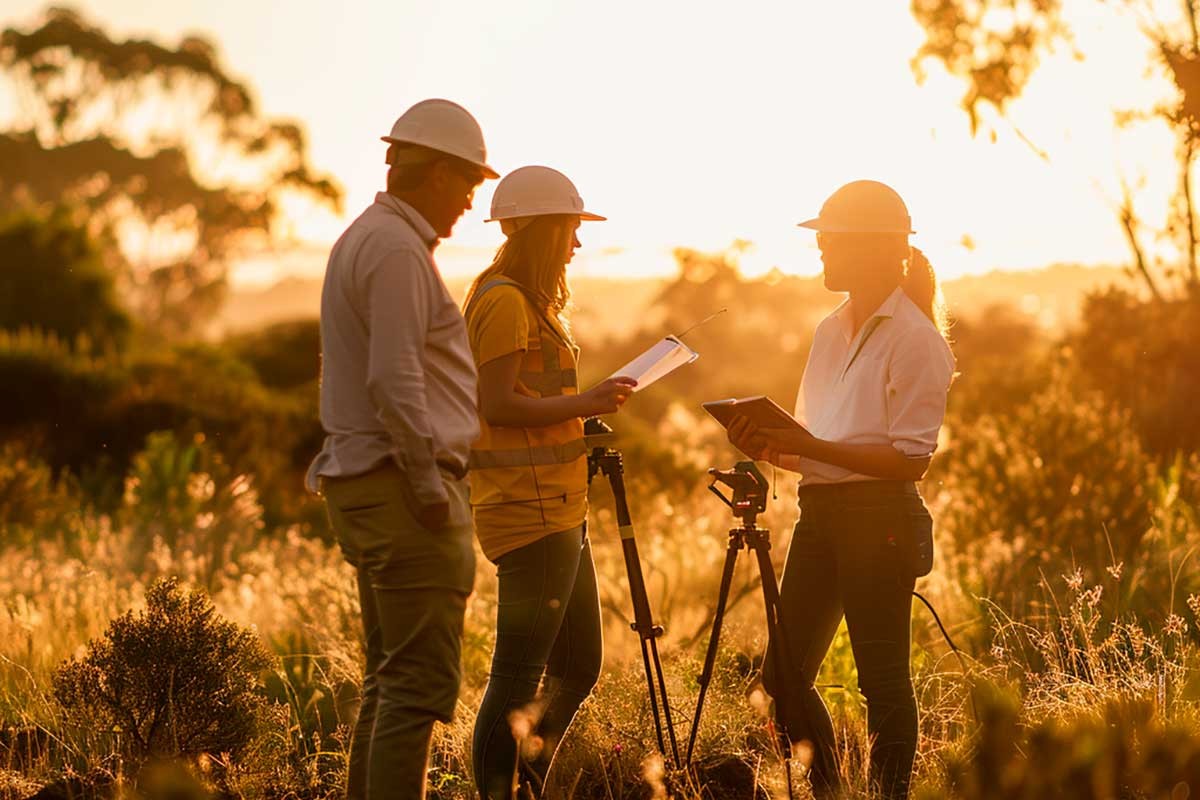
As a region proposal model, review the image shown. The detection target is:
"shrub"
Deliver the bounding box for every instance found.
[0,206,131,351]
[52,577,274,762]
[121,431,264,586]
[0,329,325,528]
[1073,287,1200,459]
[929,366,1156,611]
[225,319,321,391]
[918,687,1200,800]
[0,444,82,547]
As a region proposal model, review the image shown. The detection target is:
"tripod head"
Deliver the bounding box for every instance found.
[584,416,621,484]
[584,416,618,451]
[708,461,769,526]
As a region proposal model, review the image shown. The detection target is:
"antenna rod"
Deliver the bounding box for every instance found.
[676,308,728,340]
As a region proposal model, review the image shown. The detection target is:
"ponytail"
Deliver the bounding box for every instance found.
[904,247,950,337]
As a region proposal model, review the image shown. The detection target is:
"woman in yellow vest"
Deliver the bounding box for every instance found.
[464,166,636,799]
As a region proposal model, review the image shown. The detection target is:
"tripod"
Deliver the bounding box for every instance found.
[584,417,681,769]
[685,461,796,800]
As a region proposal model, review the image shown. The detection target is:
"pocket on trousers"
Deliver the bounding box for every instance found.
[907,510,934,579]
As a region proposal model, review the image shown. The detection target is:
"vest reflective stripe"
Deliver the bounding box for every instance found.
[468,437,588,470]
[519,367,578,395]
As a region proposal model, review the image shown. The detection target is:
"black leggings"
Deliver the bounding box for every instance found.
[473,526,602,799]
[762,481,928,800]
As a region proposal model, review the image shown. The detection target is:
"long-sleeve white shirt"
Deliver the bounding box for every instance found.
[306,193,479,506]
[786,286,956,486]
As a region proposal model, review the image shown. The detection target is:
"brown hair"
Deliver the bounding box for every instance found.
[464,215,577,328]
[904,246,950,337]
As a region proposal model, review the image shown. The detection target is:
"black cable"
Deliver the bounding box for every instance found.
[911,589,980,724]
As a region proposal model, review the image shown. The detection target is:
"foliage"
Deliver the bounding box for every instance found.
[940,302,1048,422]
[0,205,130,349]
[910,0,1068,133]
[225,318,321,390]
[0,328,323,528]
[0,442,81,548]
[121,432,265,587]
[52,577,274,762]
[930,366,1156,609]
[1072,286,1200,459]
[0,8,343,335]
[918,689,1200,800]
[911,0,1200,299]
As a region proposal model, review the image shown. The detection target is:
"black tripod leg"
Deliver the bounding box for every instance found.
[648,634,681,766]
[749,530,797,800]
[685,532,741,767]
[607,464,679,766]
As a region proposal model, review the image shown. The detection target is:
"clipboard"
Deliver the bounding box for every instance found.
[701,395,811,435]
[608,335,699,392]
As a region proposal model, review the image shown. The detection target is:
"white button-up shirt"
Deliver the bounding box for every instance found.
[786,287,955,486]
[306,193,480,505]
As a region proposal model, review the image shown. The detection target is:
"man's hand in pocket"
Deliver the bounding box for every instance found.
[418,501,450,530]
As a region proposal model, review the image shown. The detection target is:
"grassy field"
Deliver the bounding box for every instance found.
[2,264,1198,799]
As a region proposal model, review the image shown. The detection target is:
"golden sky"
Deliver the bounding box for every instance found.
[0,1,1183,284]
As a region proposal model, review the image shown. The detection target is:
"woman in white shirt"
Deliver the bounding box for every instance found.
[728,180,955,800]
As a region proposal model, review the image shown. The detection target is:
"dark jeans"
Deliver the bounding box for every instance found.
[473,526,603,799]
[762,481,929,800]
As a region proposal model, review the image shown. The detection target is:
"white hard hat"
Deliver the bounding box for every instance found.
[486,166,606,222]
[381,99,499,179]
[798,180,914,234]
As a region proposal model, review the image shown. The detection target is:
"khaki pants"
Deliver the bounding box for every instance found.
[322,463,475,800]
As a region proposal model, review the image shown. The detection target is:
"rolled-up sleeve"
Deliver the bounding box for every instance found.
[886,326,955,458]
[362,242,447,507]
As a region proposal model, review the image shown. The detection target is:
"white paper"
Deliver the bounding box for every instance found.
[609,335,699,391]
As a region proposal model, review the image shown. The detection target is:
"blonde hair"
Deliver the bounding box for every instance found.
[904,246,950,337]
[465,215,577,326]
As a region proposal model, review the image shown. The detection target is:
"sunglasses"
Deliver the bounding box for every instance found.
[444,158,486,187]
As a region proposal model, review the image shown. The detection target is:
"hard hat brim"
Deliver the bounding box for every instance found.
[797,217,914,234]
[380,135,500,179]
[485,210,607,223]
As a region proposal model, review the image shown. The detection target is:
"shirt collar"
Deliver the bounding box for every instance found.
[374,192,439,249]
[833,286,907,343]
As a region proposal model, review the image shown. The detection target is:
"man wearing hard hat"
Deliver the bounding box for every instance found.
[306,98,497,800]
[728,181,955,800]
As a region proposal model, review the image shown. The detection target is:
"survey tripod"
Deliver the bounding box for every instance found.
[584,417,682,769]
[685,461,797,800]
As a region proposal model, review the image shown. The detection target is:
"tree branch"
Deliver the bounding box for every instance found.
[1118,179,1164,302]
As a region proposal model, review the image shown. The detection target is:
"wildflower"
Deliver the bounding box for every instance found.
[1164,614,1188,637]
[1188,593,1200,621]
[1064,568,1084,592]
[1106,562,1124,581]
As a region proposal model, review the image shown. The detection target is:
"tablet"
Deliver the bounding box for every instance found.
[701,395,811,435]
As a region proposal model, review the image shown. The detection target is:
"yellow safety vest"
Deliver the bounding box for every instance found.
[464,279,588,560]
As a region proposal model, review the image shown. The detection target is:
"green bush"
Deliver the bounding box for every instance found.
[942,303,1050,424]
[1073,288,1200,459]
[0,206,131,351]
[0,329,325,528]
[0,443,83,547]
[225,319,321,390]
[929,366,1156,610]
[53,578,274,762]
[120,431,265,586]
[919,687,1200,800]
